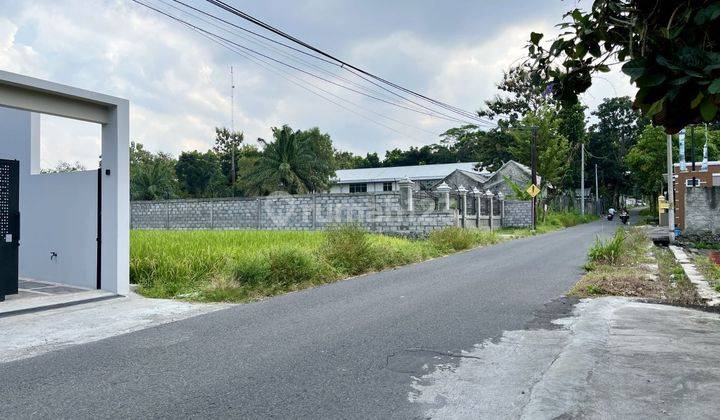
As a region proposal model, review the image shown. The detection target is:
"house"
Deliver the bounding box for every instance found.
[672,161,720,232]
[329,160,533,196]
[330,162,485,193]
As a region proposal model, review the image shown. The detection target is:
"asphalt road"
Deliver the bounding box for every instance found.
[1,220,615,419]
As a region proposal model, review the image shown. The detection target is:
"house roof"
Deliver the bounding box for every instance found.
[333,162,481,184]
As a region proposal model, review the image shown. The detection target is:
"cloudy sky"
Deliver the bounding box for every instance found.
[0,0,634,169]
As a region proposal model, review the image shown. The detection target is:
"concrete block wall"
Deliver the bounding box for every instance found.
[131,193,533,235]
[684,187,720,234]
[502,200,533,228]
[132,192,459,236]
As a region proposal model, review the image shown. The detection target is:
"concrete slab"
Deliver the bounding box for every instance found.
[410,297,720,419]
[0,292,232,363]
[0,289,117,317]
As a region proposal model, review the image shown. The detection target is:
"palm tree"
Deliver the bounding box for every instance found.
[131,153,177,200]
[249,125,315,195]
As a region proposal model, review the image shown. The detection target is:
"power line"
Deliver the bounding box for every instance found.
[136,0,492,127]
[161,0,472,125]
[206,31,442,139]
[203,0,493,125]
[164,0,494,127]
[158,3,442,141]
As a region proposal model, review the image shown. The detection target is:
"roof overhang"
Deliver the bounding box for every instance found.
[0,70,128,124]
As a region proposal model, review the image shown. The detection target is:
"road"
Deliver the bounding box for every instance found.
[0,220,614,418]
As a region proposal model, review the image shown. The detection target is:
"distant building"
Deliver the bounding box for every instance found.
[329,160,533,196]
[673,161,720,232]
[330,162,484,193]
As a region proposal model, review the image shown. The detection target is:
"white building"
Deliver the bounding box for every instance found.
[330,162,485,193]
[0,71,129,299]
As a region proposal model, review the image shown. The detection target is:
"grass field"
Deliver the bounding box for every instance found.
[131,211,597,303]
[130,226,503,302]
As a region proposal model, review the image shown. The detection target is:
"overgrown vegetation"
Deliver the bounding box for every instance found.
[694,255,720,292]
[570,227,700,305]
[131,226,500,303]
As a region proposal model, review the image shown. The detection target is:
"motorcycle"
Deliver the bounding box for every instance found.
[620,213,629,225]
[607,213,614,221]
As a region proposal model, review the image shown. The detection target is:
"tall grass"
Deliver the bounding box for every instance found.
[130,226,502,302]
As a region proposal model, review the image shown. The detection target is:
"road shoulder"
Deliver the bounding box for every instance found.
[410,297,720,419]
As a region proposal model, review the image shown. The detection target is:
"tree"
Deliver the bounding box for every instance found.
[439,125,514,171]
[175,150,224,197]
[233,144,262,197]
[247,125,335,194]
[587,97,650,204]
[131,152,178,201]
[295,127,336,192]
[556,103,588,191]
[129,142,180,200]
[479,62,557,124]
[528,1,720,132]
[509,106,571,198]
[213,127,244,187]
[41,161,87,174]
[626,126,677,210]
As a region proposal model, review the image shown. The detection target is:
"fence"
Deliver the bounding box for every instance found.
[131,180,534,235]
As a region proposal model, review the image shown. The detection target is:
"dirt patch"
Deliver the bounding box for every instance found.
[570,228,702,306]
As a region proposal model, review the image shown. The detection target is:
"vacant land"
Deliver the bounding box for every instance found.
[131,211,595,303]
[130,226,501,302]
[571,227,701,305]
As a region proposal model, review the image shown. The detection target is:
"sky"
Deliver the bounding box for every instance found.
[0,0,635,170]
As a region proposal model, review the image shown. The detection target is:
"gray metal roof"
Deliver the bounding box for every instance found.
[333,162,480,184]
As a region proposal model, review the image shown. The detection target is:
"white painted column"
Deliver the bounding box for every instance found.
[486,189,495,231]
[101,100,130,295]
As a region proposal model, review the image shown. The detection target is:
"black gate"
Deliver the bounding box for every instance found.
[0,159,19,300]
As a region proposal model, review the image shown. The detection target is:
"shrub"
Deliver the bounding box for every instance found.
[586,284,604,295]
[231,256,269,285]
[428,227,476,252]
[322,224,376,275]
[266,247,320,287]
[588,229,626,265]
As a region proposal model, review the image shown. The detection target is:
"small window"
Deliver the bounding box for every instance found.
[349,183,367,193]
[382,182,393,191]
[685,178,701,187]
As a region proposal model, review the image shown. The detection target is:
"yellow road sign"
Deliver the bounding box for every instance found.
[526,184,541,198]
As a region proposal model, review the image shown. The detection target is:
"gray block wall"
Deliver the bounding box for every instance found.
[685,187,720,234]
[131,193,533,235]
[132,192,457,236]
[502,200,533,228]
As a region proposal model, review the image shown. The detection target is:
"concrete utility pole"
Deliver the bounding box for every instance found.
[666,134,675,242]
[595,163,599,215]
[580,143,585,216]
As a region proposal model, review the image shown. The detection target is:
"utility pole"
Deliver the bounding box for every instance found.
[666,134,675,242]
[531,126,538,230]
[595,163,599,215]
[580,143,585,216]
[230,66,236,189]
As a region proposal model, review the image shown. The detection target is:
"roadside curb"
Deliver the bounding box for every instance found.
[669,245,720,306]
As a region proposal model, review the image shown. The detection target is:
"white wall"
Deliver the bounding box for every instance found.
[329,181,396,194]
[0,107,98,289]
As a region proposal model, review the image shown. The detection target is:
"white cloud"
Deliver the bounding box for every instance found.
[1,0,636,167]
